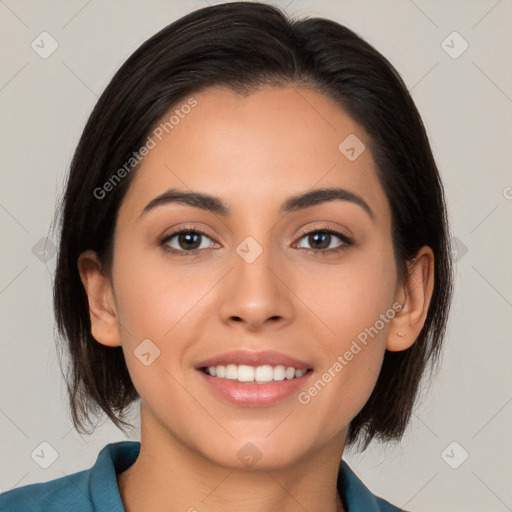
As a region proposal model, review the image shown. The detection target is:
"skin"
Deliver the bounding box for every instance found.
[78,85,434,512]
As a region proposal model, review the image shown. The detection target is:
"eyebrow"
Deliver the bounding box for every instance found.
[139,187,374,220]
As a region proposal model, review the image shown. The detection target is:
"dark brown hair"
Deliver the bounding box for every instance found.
[53,1,453,449]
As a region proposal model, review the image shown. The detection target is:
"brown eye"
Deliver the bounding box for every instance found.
[295,228,353,255]
[160,229,217,256]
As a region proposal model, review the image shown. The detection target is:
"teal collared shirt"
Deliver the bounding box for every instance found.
[0,441,407,511]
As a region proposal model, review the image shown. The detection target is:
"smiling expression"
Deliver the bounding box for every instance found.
[86,84,412,469]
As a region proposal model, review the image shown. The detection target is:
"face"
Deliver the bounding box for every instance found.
[101,85,408,469]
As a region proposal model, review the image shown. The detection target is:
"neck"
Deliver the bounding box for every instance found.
[117,407,347,512]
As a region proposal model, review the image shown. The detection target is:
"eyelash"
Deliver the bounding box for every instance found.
[159,225,353,257]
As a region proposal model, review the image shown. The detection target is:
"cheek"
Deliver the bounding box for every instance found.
[296,244,396,419]
[296,295,391,440]
[111,247,220,393]
[111,240,203,338]
[304,241,397,343]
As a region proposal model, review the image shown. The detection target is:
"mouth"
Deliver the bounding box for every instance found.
[195,350,314,406]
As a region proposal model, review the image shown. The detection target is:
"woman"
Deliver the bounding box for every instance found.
[0,2,453,511]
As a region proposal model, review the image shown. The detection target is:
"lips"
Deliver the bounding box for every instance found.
[195,350,314,406]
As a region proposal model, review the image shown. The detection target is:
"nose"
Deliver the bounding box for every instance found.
[218,240,295,332]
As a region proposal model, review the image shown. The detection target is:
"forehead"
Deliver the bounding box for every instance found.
[118,85,390,225]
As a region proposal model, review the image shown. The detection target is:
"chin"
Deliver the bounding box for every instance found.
[198,437,309,472]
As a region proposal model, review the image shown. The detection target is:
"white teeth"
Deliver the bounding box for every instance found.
[225,364,238,380]
[273,365,286,381]
[285,366,296,379]
[204,364,308,383]
[237,365,255,382]
[255,365,274,383]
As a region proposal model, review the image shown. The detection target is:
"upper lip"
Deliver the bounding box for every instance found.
[196,350,312,370]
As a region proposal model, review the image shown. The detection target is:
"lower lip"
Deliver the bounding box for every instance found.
[197,370,313,407]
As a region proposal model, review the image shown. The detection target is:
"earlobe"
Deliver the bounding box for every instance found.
[77,250,122,347]
[386,246,435,352]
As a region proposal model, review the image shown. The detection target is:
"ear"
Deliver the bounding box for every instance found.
[77,250,122,347]
[386,246,435,352]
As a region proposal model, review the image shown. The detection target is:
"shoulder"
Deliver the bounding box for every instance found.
[0,469,93,512]
[374,495,408,512]
[0,441,140,512]
[340,460,411,512]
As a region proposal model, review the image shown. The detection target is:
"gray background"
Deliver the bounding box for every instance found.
[0,0,511,510]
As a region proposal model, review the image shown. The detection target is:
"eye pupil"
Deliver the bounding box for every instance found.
[179,232,201,250]
[310,232,330,249]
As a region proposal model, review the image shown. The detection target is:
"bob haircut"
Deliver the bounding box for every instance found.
[53,1,453,449]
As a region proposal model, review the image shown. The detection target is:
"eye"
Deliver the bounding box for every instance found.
[295,226,353,255]
[160,228,218,256]
[159,225,353,257]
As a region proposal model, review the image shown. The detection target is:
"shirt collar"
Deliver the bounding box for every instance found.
[92,441,388,512]
[338,459,390,511]
[89,440,140,510]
